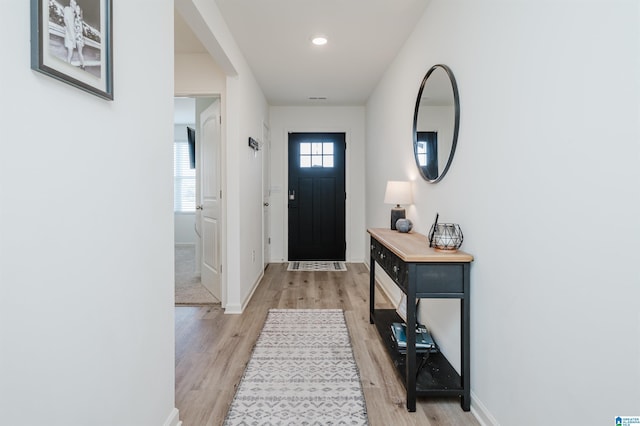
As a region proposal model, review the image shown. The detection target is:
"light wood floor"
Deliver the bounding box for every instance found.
[175,263,480,426]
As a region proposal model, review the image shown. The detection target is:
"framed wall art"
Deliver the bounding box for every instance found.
[31,0,113,100]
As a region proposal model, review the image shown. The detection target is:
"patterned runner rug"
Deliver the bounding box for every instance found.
[287,261,347,272]
[224,309,368,425]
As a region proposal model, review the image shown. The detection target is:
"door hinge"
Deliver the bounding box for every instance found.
[219,115,222,124]
[220,190,223,199]
[268,237,271,244]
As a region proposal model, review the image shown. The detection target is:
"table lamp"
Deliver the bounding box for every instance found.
[384,181,412,230]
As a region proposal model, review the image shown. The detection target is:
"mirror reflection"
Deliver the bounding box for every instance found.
[413,64,460,183]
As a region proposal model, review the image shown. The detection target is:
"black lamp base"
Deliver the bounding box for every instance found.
[390,207,406,230]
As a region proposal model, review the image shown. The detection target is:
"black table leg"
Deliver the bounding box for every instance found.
[369,254,375,324]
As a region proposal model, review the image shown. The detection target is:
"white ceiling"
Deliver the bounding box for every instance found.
[175,0,430,106]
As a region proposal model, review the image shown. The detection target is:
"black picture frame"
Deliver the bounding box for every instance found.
[31,0,113,100]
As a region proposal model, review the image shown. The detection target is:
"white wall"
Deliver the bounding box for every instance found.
[233,75,270,312]
[175,53,226,97]
[174,213,196,245]
[366,0,640,424]
[176,0,269,313]
[0,2,177,425]
[269,106,366,262]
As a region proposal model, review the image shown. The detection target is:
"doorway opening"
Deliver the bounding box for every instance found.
[173,96,222,305]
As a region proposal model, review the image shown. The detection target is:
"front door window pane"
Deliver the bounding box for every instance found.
[299,141,335,168]
[300,156,311,168]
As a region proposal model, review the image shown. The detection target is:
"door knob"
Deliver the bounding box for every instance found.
[263,202,270,207]
[196,205,203,210]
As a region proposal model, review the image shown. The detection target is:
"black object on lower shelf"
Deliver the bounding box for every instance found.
[372,309,463,394]
[390,322,438,353]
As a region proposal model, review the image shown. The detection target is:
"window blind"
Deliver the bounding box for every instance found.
[174,140,195,212]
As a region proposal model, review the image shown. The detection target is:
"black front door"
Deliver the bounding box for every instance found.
[288,132,346,260]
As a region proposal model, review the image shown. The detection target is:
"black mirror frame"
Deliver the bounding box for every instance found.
[412,64,460,183]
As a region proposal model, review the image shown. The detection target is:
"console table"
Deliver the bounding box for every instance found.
[368,228,473,412]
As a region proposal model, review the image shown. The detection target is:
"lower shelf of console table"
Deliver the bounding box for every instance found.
[372,309,464,396]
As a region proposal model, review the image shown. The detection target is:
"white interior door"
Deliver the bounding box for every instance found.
[199,99,222,301]
[262,122,271,270]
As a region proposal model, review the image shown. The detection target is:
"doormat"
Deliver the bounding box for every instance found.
[287,261,347,271]
[224,309,368,425]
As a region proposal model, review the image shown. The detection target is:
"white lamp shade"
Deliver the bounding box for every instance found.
[384,181,412,205]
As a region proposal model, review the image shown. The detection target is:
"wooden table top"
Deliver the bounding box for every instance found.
[368,228,474,263]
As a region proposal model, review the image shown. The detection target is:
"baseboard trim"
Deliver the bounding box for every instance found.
[224,303,243,314]
[471,391,499,426]
[162,408,182,426]
[224,270,264,314]
[242,271,263,312]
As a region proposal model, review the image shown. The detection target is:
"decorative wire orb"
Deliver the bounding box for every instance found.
[430,223,463,251]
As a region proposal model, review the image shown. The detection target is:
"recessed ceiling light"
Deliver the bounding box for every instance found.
[311,36,328,46]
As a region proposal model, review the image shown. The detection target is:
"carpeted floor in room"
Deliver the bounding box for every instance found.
[175,245,220,305]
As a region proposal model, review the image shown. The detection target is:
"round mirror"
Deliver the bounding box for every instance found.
[413,64,460,183]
